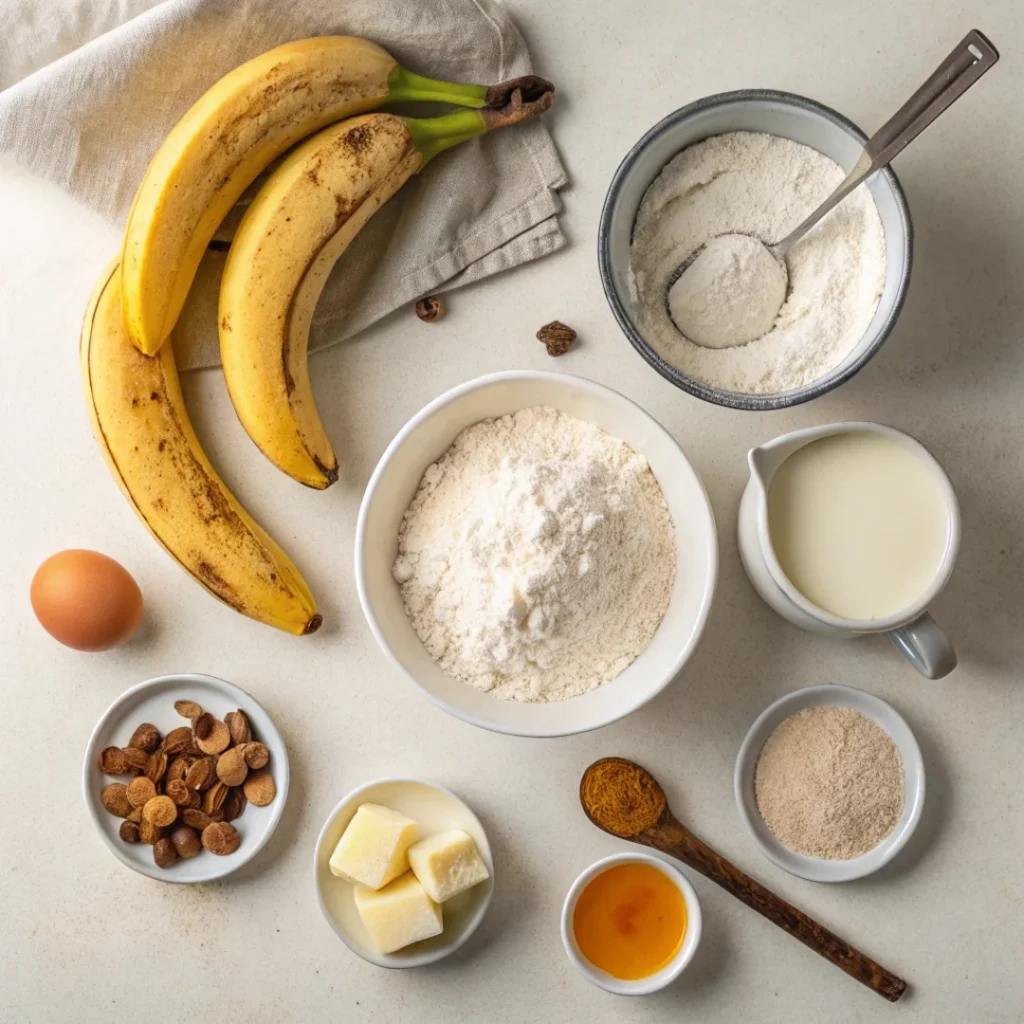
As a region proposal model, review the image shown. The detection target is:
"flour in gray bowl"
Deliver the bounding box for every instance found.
[628,131,887,395]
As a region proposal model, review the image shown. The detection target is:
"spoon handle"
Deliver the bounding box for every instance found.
[641,816,907,1002]
[774,29,998,256]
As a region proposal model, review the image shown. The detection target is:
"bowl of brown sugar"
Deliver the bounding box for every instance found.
[734,683,924,882]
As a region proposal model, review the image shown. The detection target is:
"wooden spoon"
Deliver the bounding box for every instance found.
[580,757,907,1002]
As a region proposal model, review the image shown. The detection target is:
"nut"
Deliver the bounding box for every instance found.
[203,781,229,815]
[243,770,276,807]
[216,746,248,787]
[121,747,149,772]
[174,700,203,719]
[138,819,165,845]
[193,713,230,755]
[242,742,270,770]
[166,779,193,806]
[536,320,576,356]
[145,750,168,784]
[99,746,129,774]
[166,756,189,784]
[126,806,143,824]
[201,822,241,856]
[171,826,202,859]
[101,783,132,818]
[184,757,214,791]
[225,709,251,746]
[415,295,445,322]
[119,820,140,843]
[182,808,213,831]
[128,723,161,753]
[142,795,178,828]
[162,726,193,755]
[222,788,247,823]
[126,776,157,808]
[153,837,178,869]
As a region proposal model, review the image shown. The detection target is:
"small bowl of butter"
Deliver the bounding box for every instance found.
[314,777,494,968]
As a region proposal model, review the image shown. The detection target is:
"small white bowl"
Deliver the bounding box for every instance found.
[82,672,289,883]
[734,683,925,882]
[561,852,702,995]
[355,369,718,738]
[314,777,494,968]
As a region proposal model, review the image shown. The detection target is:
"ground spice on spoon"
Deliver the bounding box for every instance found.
[754,706,904,860]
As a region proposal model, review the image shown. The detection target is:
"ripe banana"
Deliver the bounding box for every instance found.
[82,261,322,635]
[219,90,555,489]
[121,33,545,356]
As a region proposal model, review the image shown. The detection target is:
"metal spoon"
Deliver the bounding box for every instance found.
[669,29,999,346]
[580,757,908,1001]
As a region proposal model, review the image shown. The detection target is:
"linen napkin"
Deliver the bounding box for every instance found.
[0,0,567,369]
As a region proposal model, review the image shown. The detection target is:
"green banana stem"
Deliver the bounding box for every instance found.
[388,66,556,112]
[387,66,489,107]
[402,79,556,165]
[404,109,488,163]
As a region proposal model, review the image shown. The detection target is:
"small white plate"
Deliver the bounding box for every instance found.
[83,672,289,883]
[734,683,925,882]
[314,778,494,968]
[561,852,702,995]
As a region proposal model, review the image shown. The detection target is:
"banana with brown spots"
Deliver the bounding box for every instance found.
[82,261,322,635]
[218,88,554,489]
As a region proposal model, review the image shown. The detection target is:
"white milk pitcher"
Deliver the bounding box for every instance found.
[737,422,960,679]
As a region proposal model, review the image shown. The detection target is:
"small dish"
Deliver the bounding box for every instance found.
[598,89,913,410]
[314,777,494,968]
[82,672,289,883]
[355,369,718,738]
[734,683,925,882]
[561,852,702,995]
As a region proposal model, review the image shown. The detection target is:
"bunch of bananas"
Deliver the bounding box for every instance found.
[81,36,554,635]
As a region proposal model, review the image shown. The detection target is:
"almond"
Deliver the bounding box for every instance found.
[142,795,178,828]
[174,700,203,719]
[243,770,276,807]
[126,776,157,808]
[215,746,248,787]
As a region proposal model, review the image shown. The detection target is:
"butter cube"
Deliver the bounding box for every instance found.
[408,829,490,903]
[329,803,418,890]
[354,872,443,954]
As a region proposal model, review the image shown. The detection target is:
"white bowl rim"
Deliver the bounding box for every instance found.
[312,776,495,969]
[81,671,290,884]
[354,368,719,738]
[733,683,925,882]
[560,851,703,995]
[597,87,913,412]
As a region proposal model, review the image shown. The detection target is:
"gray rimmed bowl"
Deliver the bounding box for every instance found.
[598,89,913,411]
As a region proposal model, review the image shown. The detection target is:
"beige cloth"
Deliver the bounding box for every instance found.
[0,0,566,368]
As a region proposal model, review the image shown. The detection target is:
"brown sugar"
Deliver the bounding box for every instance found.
[754,706,904,860]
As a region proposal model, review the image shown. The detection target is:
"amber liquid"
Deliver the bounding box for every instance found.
[573,862,687,980]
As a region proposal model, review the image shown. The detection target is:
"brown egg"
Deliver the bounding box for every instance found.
[30,549,143,651]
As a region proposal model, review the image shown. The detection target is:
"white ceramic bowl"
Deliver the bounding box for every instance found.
[313,777,494,968]
[561,852,702,995]
[82,672,289,883]
[355,370,718,738]
[734,683,925,882]
[598,90,913,410]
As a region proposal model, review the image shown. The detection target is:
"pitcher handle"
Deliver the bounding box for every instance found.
[888,613,957,679]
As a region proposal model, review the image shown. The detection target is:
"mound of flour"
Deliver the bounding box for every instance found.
[392,407,677,702]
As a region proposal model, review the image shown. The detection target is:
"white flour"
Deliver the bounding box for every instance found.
[392,407,676,702]
[629,131,887,395]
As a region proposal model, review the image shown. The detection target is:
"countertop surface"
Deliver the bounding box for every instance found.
[2,1,1023,1021]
